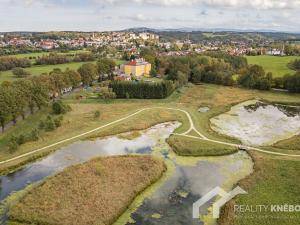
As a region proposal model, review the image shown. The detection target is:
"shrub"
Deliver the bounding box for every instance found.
[52,101,71,115]
[29,129,39,141]
[16,134,26,145]
[45,116,56,131]
[97,87,116,100]
[12,67,31,78]
[38,120,45,130]
[94,111,100,119]
[8,136,19,152]
[54,116,63,127]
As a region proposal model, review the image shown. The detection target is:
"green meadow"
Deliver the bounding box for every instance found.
[246,55,300,78]
[0,59,124,83]
[0,61,95,83]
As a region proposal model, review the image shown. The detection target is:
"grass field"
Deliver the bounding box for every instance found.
[1,83,300,225]
[219,152,300,225]
[167,134,237,156]
[0,61,96,83]
[1,84,300,172]
[246,55,300,78]
[0,59,124,83]
[11,50,91,59]
[8,155,166,225]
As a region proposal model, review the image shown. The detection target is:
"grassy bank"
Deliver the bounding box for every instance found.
[219,152,300,225]
[246,55,299,78]
[167,135,237,156]
[8,155,166,225]
[273,134,300,151]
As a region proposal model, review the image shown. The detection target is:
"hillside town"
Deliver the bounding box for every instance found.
[0,31,295,57]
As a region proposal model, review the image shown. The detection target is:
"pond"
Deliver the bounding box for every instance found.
[210,100,300,146]
[0,122,253,225]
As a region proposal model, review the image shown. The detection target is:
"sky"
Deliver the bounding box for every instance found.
[0,0,300,32]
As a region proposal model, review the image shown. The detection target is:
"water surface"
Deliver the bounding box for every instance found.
[210,100,300,146]
[1,122,253,225]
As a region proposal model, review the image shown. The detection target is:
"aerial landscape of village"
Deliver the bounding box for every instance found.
[0,0,299,225]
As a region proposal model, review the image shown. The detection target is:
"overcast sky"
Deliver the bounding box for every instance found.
[0,0,300,32]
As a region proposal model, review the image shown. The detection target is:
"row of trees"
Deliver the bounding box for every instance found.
[35,52,96,65]
[78,58,116,85]
[162,55,238,88]
[288,59,300,71]
[0,79,49,131]
[0,68,82,131]
[163,53,300,92]
[0,56,31,71]
[238,65,273,90]
[110,80,175,99]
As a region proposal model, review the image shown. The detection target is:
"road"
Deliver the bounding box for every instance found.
[0,107,299,166]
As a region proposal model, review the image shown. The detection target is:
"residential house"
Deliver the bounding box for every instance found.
[121,58,151,77]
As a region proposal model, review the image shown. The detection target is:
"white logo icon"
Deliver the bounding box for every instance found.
[193,186,247,219]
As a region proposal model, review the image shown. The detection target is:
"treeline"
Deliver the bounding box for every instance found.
[273,72,300,93]
[0,56,31,71]
[162,55,237,87]
[161,53,300,92]
[0,68,82,131]
[35,52,96,65]
[238,65,273,90]
[288,59,300,71]
[110,80,175,99]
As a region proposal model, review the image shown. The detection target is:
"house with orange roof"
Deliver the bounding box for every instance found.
[121,58,151,77]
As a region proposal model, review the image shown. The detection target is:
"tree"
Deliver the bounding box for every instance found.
[97,58,116,81]
[64,69,82,88]
[285,73,300,93]
[0,88,10,131]
[52,100,71,115]
[78,63,98,86]
[12,67,31,78]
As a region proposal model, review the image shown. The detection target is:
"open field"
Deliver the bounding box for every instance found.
[246,55,300,78]
[1,84,300,172]
[167,134,237,156]
[0,61,95,83]
[0,59,124,83]
[1,83,300,225]
[219,152,300,225]
[8,155,166,225]
[11,50,91,59]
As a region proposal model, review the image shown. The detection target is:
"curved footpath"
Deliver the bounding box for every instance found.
[0,107,299,166]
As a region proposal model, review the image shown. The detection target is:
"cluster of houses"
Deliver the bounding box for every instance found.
[0,32,160,50]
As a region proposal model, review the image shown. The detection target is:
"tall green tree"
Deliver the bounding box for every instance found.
[78,63,98,86]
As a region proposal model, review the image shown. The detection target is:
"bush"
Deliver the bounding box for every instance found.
[54,116,63,127]
[16,134,26,145]
[29,129,39,141]
[38,120,45,130]
[97,87,116,100]
[45,116,56,131]
[52,101,71,115]
[12,67,31,78]
[94,111,100,119]
[8,136,19,152]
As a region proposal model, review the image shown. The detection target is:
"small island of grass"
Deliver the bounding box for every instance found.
[167,135,238,156]
[8,155,166,225]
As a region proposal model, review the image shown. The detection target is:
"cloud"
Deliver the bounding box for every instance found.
[200,10,208,15]
[93,0,300,10]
